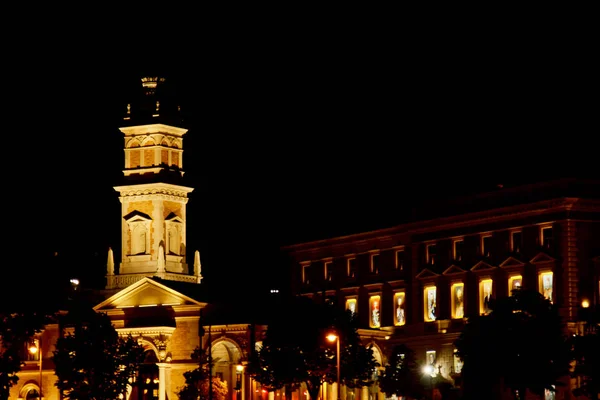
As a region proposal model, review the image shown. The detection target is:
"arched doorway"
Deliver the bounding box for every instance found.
[129,349,160,400]
[211,339,244,400]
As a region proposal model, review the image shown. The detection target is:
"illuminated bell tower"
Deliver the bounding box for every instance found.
[106,76,201,290]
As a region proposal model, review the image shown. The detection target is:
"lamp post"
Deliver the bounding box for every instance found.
[422,364,434,400]
[28,337,43,399]
[326,333,341,400]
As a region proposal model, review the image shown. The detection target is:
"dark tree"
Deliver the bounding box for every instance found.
[379,344,424,400]
[177,346,228,400]
[247,297,378,400]
[52,307,144,399]
[570,304,600,399]
[0,308,50,399]
[455,289,571,400]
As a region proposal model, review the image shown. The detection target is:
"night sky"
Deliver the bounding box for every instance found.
[4,28,597,304]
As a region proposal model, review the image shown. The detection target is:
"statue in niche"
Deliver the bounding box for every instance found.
[427,288,437,321]
[454,286,464,318]
[395,295,405,325]
[371,299,380,327]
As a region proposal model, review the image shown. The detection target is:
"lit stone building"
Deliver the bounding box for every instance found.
[282,179,600,400]
[10,76,262,400]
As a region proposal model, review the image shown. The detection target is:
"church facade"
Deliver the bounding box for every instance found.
[11,76,260,400]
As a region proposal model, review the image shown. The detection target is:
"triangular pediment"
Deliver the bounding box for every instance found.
[471,260,496,272]
[94,277,205,311]
[123,210,152,222]
[415,268,440,280]
[442,265,467,275]
[499,256,526,269]
[530,252,556,265]
[165,212,183,223]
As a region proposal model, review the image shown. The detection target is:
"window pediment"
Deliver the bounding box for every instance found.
[416,268,440,280]
[443,265,467,275]
[165,212,183,223]
[500,256,525,269]
[124,210,152,222]
[471,260,496,273]
[530,252,556,265]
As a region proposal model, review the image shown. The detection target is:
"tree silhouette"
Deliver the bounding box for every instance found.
[0,310,48,399]
[247,297,378,400]
[379,344,424,400]
[177,346,228,400]
[570,304,600,399]
[52,307,144,399]
[455,289,571,400]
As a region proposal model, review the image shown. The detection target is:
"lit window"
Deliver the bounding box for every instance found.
[481,234,492,257]
[426,244,437,265]
[395,249,405,270]
[324,261,333,281]
[479,279,493,315]
[453,349,463,374]
[426,350,437,372]
[541,226,553,249]
[301,263,310,284]
[539,271,553,303]
[394,291,406,326]
[451,282,465,319]
[369,295,381,328]
[346,298,357,317]
[347,257,357,278]
[370,253,380,273]
[510,231,522,252]
[508,275,522,294]
[424,286,437,322]
[453,239,464,261]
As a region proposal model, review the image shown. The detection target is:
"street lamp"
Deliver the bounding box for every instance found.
[236,363,244,391]
[326,333,341,400]
[28,337,43,398]
[422,364,434,399]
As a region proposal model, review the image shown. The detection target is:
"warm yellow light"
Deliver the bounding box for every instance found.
[28,344,38,354]
[326,333,338,342]
[423,365,434,375]
[582,299,590,308]
[236,364,244,372]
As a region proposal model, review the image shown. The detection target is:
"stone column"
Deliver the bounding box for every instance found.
[157,362,171,400]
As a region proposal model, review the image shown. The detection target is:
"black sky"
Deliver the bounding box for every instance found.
[4,23,598,300]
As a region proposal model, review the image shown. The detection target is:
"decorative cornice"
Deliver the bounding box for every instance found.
[284,197,596,256]
[114,183,194,199]
[119,124,188,137]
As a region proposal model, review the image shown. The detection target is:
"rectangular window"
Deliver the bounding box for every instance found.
[479,279,493,315]
[345,298,357,317]
[395,249,405,270]
[424,286,437,322]
[510,231,522,252]
[426,244,437,265]
[453,349,463,374]
[541,226,553,249]
[370,253,380,273]
[453,239,464,261]
[369,295,381,328]
[508,275,522,294]
[347,258,357,278]
[451,282,465,319]
[539,271,553,303]
[301,264,310,284]
[394,291,406,326]
[324,261,333,281]
[481,234,493,256]
[426,350,437,369]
